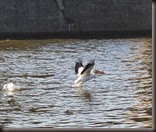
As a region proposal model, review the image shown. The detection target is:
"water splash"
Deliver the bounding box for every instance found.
[2,82,20,92]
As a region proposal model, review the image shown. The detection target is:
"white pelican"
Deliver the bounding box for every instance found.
[72,58,105,87]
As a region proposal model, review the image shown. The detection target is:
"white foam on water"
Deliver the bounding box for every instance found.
[2,82,20,92]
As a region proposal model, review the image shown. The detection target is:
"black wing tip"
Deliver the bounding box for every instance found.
[74,57,83,74]
[88,59,95,65]
[75,58,83,66]
[75,57,83,63]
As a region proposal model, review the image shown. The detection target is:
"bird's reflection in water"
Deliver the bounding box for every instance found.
[74,86,92,101]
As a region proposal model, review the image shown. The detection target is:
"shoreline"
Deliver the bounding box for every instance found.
[0,30,152,40]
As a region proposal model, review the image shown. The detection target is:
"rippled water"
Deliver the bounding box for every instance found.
[0,38,152,128]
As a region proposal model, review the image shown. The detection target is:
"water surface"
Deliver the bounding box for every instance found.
[0,38,152,128]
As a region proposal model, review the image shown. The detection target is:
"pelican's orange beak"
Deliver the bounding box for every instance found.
[95,69,105,75]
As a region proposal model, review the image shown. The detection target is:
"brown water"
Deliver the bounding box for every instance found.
[0,38,152,128]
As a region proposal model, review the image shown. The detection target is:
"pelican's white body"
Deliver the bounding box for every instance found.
[74,69,96,84]
[73,64,96,87]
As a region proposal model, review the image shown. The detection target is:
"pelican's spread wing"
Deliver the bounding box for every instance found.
[81,60,95,76]
[75,58,84,75]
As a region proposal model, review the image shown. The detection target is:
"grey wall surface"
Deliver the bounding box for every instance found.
[0,0,152,38]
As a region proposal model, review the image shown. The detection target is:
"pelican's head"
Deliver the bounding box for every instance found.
[91,69,105,75]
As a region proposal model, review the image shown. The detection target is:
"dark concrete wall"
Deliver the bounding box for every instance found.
[0,0,152,38]
[0,0,59,33]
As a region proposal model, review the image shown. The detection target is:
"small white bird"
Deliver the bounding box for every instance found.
[3,83,20,92]
[72,58,105,87]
